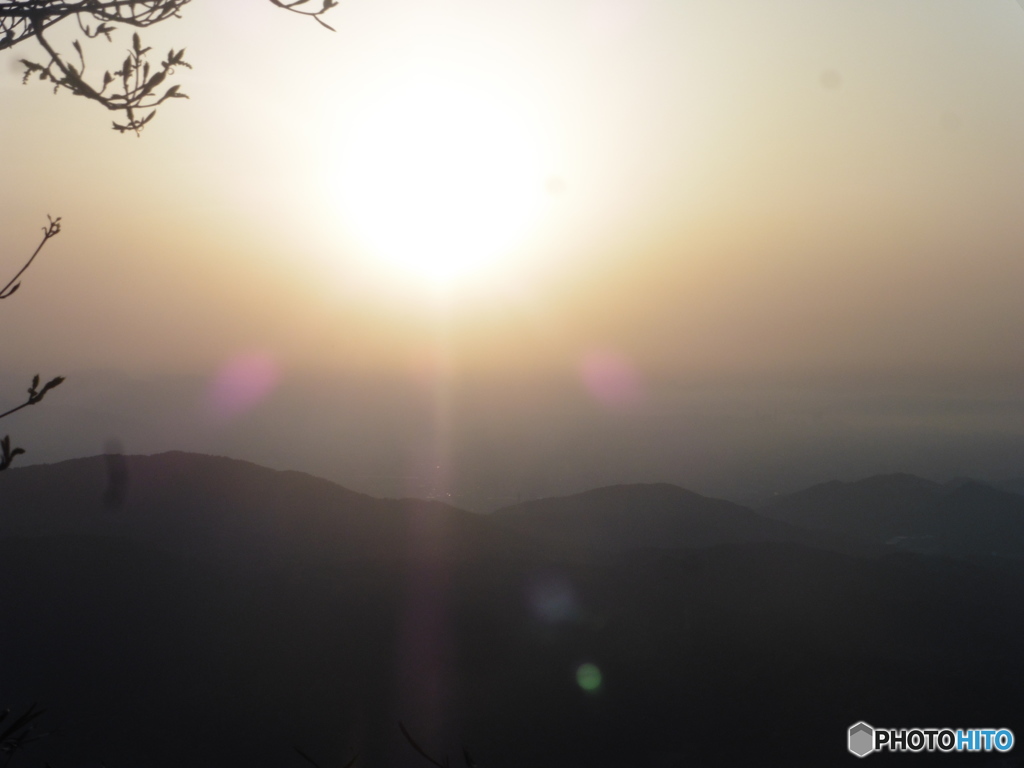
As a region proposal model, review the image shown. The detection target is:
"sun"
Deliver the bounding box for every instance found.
[334,72,546,286]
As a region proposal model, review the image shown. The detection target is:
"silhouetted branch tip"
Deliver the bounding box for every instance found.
[3,0,339,131]
[1,215,61,300]
[294,745,323,768]
[294,744,359,768]
[27,374,66,405]
[269,0,339,30]
[0,373,66,469]
[0,435,26,471]
[400,723,477,768]
[0,702,47,761]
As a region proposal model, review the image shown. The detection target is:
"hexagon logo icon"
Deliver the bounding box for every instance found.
[848,722,875,757]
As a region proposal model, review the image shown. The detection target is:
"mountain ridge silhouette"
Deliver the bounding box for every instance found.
[2,453,1024,766]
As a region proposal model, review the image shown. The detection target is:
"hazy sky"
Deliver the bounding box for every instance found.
[2,1,1024,503]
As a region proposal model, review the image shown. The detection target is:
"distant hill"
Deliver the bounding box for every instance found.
[758,474,943,536]
[993,477,1024,497]
[760,473,1024,557]
[0,451,542,569]
[5,455,1020,566]
[927,481,1024,557]
[490,482,869,555]
[2,455,1024,766]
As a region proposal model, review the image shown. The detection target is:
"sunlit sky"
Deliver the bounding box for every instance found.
[2,1,1024,503]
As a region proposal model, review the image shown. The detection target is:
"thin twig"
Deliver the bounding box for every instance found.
[0,375,66,421]
[294,744,360,768]
[399,723,448,768]
[0,215,60,299]
[5,0,338,131]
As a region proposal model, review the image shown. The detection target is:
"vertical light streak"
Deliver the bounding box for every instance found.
[394,293,456,746]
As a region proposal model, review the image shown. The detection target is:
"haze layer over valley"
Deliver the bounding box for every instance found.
[12,367,1024,511]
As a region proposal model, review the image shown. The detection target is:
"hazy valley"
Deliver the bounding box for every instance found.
[2,453,1022,767]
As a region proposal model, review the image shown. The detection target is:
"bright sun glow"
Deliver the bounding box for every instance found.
[335,73,546,285]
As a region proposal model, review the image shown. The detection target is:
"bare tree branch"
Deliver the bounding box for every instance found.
[268,0,338,32]
[0,374,66,422]
[0,374,66,470]
[0,217,66,470]
[1,1,190,51]
[0,703,48,766]
[2,0,338,132]
[400,723,478,768]
[24,21,191,134]
[0,214,60,300]
[294,744,360,768]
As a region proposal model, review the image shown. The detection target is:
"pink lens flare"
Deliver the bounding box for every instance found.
[581,348,643,408]
[207,352,281,420]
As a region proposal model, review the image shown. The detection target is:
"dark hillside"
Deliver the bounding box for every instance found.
[1,457,1021,766]
[0,452,543,569]
[492,482,870,555]
[762,474,1024,557]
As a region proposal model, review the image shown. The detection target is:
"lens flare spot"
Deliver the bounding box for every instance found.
[576,663,603,693]
[207,352,280,420]
[528,574,579,624]
[581,349,643,408]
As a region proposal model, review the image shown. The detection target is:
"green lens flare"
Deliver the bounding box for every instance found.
[576,663,602,692]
